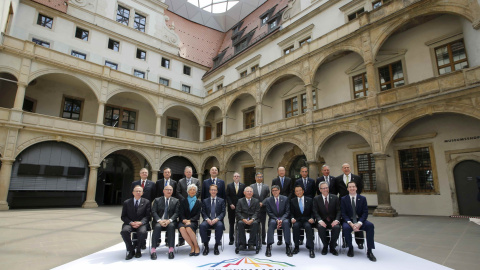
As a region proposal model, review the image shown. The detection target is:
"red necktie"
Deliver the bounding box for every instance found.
[141,180,145,188]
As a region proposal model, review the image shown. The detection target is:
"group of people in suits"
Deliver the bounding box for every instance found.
[120,163,377,262]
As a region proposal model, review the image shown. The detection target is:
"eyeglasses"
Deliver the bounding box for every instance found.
[164,189,173,191]
[320,187,328,190]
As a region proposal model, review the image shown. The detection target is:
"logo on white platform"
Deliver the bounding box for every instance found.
[197,257,295,268]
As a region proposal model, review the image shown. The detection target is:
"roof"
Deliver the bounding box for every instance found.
[31,0,67,13]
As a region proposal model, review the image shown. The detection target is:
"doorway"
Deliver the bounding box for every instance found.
[453,160,480,216]
[96,154,134,205]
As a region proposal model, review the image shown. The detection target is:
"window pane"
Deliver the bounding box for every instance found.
[392,62,403,80]
[451,41,466,61]
[379,66,391,84]
[436,46,450,66]
[116,6,130,25]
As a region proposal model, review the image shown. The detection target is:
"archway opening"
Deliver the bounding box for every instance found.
[159,156,198,181]
[0,72,18,109]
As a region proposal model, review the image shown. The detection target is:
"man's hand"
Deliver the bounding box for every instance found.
[291,218,296,224]
[259,202,263,207]
[308,218,314,224]
[353,223,361,232]
[230,204,235,210]
[207,219,213,226]
[318,220,327,228]
[276,219,283,229]
[212,218,218,224]
[331,220,339,227]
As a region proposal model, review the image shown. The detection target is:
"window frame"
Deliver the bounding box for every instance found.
[299,36,311,48]
[183,65,191,76]
[105,60,118,70]
[166,117,180,138]
[32,38,50,48]
[347,8,365,21]
[37,13,53,29]
[181,84,191,93]
[161,57,170,69]
[71,50,87,60]
[104,104,138,130]
[284,45,294,55]
[23,96,37,113]
[133,12,146,32]
[136,48,146,61]
[352,72,368,98]
[378,60,405,91]
[134,69,145,79]
[74,26,89,41]
[434,39,469,76]
[116,5,130,26]
[60,95,84,121]
[240,70,248,78]
[216,121,223,137]
[159,77,169,86]
[108,38,120,52]
[251,65,259,73]
[244,109,255,130]
[284,96,298,118]
[355,152,376,192]
[372,0,384,9]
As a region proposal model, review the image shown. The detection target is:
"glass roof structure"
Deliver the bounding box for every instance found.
[187,0,240,13]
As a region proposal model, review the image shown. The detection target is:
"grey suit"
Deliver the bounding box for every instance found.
[177,177,201,200]
[265,195,291,246]
[236,197,260,246]
[151,196,179,248]
[250,183,270,242]
[313,194,341,249]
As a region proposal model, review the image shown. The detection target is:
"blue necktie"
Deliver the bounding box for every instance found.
[281,177,284,188]
[299,198,304,214]
[211,198,216,219]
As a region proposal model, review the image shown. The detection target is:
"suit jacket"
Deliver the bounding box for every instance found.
[201,178,226,200]
[177,177,201,200]
[151,196,180,223]
[236,197,260,221]
[131,179,156,202]
[315,175,336,196]
[335,174,363,198]
[250,183,270,209]
[201,197,226,224]
[272,177,293,199]
[290,196,314,223]
[340,194,369,224]
[121,197,151,226]
[295,177,316,198]
[265,195,290,221]
[179,197,201,223]
[313,194,341,223]
[226,182,246,207]
[156,178,178,198]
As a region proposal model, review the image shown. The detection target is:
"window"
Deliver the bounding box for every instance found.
[104,105,137,130]
[134,70,145,78]
[378,61,404,91]
[217,84,223,91]
[261,15,269,26]
[167,117,179,138]
[37,14,53,29]
[182,84,191,93]
[244,110,255,129]
[348,8,364,21]
[116,5,130,26]
[159,77,169,86]
[105,61,118,70]
[161,58,170,68]
[32,38,49,48]
[269,19,278,30]
[183,65,191,75]
[353,73,368,98]
[357,153,376,192]
[216,122,223,137]
[61,97,82,120]
[108,39,120,51]
[134,13,146,32]
[240,70,247,78]
[251,65,259,73]
[136,49,146,60]
[299,37,311,47]
[23,97,37,113]
[372,0,383,9]
[75,27,89,41]
[284,45,294,55]
[301,90,316,113]
[71,50,86,60]
[435,40,468,75]
[285,96,298,118]
[399,147,435,193]
[234,39,249,54]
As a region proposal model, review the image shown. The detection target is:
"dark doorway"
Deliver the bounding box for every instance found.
[243,166,256,186]
[160,156,197,181]
[96,154,134,205]
[289,155,307,181]
[454,160,480,216]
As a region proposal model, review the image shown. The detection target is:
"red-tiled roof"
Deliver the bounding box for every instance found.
[32,0,67,13]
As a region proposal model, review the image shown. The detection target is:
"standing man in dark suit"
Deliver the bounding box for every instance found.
[121,185,151,260]
[341,181,376,262]
[250,172,270,245]
[201,167,226,200]
[265,185,292,257]
[272,166,293,245]
[226,172,245,245]
[313,181,340,256]
[131,168,156,202]
[156,167,178,198]
[236,186,260,250]
[290,185,315,258]
[295,166,316,199]
[150,185,179,260]
[177,166,201,200]
[335,163,364,198]
[199,184,226,255]
[315,165,336,196]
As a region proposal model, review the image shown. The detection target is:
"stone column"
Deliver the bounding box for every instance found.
[155,114,162,135]
[219,171,227,181]
[305,84,314,123]
[13,83,27,110]
[0,159,14,210]
[222,116,227,136]
[372,153,398,217]
[82,165,99,208]
[255,166,264,175]
[96,102,105,124]
[256,102,262,126]
[151,169,159,183]
[197,173,203,182]
[307,160,319,179]
[365,62,378,95]
[200,125,205,142]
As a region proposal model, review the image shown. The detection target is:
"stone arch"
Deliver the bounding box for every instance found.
[100,146,154,171]
[0,68,19,80]
[107,88,159,115]
[447,154,480,215]
[224,149,259,169]
[200,154,223,173]
[159,152,200,173]
[261,138,309,167]
[315,126,372,159]
[260,72,307,103]
[225,91,257,116]
[162,103,202,125]
[202,105,224,125]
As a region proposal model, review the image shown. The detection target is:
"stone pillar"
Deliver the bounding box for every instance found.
[155,114,162,135]
[0,159,14,210]
[305,84,314,123]
[151,169,159,183]
[222,116,227,136]
[197,173,203,182]
[365,62,378,95]
[219,171,227,181]
[256,103,262,126]
[200,125,205,142]
[13,83,27,110]
[372,153,398,217]
[255,166,264,175]
[96,102,105,124]
[307,160,319,179]
[82,165,99,208]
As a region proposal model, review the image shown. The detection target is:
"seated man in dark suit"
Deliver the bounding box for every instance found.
[265,185,292,257]
[236,186,260,250]
[120,185,151,260]
[341,181,376,262]
[313,181,340,256]
[199,184,226,255]
[150,185,180,260]
[291,185,315,258]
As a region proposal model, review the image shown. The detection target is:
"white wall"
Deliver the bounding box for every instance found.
[107,94,156,133]
[162,107,200,141]
[462,17,480,68]
[226,94,256,134]
[225,151,255,185]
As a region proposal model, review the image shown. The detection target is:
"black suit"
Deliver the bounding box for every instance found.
[236,197,260,246]
[251,183,270,242]
[313,194,341,249]
[315,176,336,196]
[151,196,180,248]
[202,178,226,200]
[178,197,201,231]
[156,178,178,198]
[200,197,226,245]
[290,196,315,250]
[265,195,291,246]
[177,177,201,200]
[131,179,156,202]
[335,174,364,198]
[226,182,246,242]
[272,177,293,199]
[121,197,151,252]
[295,177,316,198]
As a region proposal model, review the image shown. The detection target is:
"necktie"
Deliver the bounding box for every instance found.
[304,179,307,189]
[247,199,251,207]
[326,176,329,186]
[164,180,168,187]
[351,197,357,223]
[187,179,191,186]
[299,198,304,214]
[213,179,216,185]
[276,198,279,213]
[211,198,216,219]
[346,175,349,185]
[258,184,261,195]
[135,199,139,212]
[281,177,284,188]
[235,184,238,194]
[141,180,145,188]
[163,198,169,219]
[325,197,330,221]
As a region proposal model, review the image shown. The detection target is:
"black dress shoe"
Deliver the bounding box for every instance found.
[367,251,377,262]
[168,252,174,259]
[150,252,157,260]
[277,240,282,245]
[265,245,272,257]
[309,249,315,258]
[292,246,299,254]
[347,248,354,257]
[229,241,234,245]
[321,247,328,255]
[214,244,220,255]
[330,248,338,256]
[262,241,267,245]
[203,245,209,255]
[286,246,293,257]
[125,251,135,260]
[135,249,142,258]
[358,243,364,249]
[141,244,146,250]
[248,244,255,250]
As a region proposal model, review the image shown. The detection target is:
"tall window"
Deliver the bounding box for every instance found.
[183,65,191,75]
[61,97,82,120]
[285,97,298,118]
[71,50,86,60]
[134,13,146,32]
[32,38,50,48]
[353,73,368,98]
[136,49,146,60]
[399,147,435,193]
[105,61,118,70]
[108,39,120,51]
[104,106,137,130]
[161,58,170,68]
[216,122,223,137]
[182,84,191,93]
[435,40,468,75]
[134,70,145,78]
[244,110,255,129]
[378,61,404,91]
[116,5,130,26]
[37,14,53,29]
[121,109,136,130]
[284,45,294,55]
[357,153,376,192]
[167,117,179,138]
[75,27,89,41]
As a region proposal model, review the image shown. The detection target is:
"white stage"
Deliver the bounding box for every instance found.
[54,234,452,270]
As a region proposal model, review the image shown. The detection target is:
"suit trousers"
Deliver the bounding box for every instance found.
[121,224,147,252]
[342,220,375,250]
[267,219,291,245]
[258,209,266,242]
[237,220,259,246]
[292,221,314,249]
[199,220,224,245]
[227,207,236,242]
[152,222,176,248]
[317,223,340,249]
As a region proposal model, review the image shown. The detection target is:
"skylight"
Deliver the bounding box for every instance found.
[187,0,239,14]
